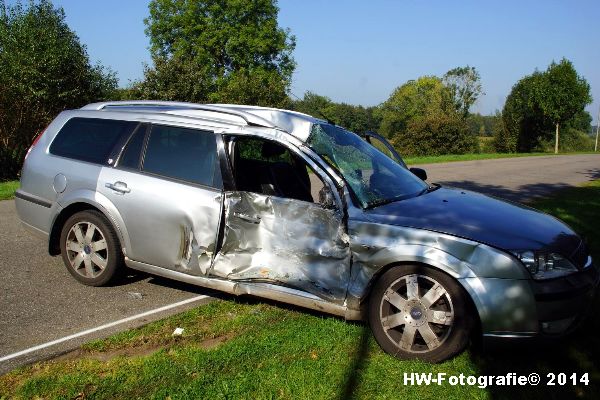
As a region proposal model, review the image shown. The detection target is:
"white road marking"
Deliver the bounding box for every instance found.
[0,295,210,363]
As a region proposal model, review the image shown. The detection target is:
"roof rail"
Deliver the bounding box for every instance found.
[81,101,277,129]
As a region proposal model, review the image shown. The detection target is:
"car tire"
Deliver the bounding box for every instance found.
[368,264,472,363]
[59,210,123,286]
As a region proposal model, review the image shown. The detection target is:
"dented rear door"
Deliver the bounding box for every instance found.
[98,124,223,275]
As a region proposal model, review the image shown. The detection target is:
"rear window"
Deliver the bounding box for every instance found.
[50,118,137,164]
[142,124,221,188]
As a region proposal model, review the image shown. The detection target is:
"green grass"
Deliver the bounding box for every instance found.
[2,181,600,399]
[405,151,597,165]
[0,180,19,200]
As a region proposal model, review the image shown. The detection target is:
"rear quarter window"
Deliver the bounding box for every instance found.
[50,118,138,164]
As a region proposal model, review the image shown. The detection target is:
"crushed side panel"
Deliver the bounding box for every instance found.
[211,191,351,304]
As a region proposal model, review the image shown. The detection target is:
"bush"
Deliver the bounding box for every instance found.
[477,136,496,153]
[391,113,477,156]
[536,128,595,153]
[0,0,116,180]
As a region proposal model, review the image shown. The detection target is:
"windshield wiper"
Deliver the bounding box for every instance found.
[365,195,406,209]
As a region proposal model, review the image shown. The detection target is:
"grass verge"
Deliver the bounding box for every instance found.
[0,181,19,200]
[405,151,597,165]
[1,181,599,399]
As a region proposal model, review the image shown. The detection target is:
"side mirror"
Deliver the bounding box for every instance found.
[318,186,337,209]
[410,167,427,181]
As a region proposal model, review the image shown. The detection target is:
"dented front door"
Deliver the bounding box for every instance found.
[211,191,351,304]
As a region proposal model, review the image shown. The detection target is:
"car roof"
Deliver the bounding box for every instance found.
[81,101,326,142]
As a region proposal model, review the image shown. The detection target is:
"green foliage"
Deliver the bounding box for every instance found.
[564,109,592,133]
[0,0,117,179]
[137,0,295,107]
[533,59,592,127]
[443,66,484,118]
[377,76,452,138]
[495,59,592,153]
[391,113,477,156]
[0,180,19,200]
[377,68,481,156]
[290,91,380,134]
[497,73,551,152]
[536,128,595,153]
[467,113,496,136]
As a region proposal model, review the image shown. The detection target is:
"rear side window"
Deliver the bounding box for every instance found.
[50,118,137,164]
[142,125,221,188]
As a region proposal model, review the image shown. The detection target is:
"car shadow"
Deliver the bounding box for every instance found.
[435,167,600,203]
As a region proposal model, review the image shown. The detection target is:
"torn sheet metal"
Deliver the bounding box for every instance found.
[211,191,351,304]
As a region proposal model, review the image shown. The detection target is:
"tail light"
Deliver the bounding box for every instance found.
[24,127,46,160]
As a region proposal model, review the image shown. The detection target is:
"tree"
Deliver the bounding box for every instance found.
[377,76,453,139]
[443,66,483,118]
[140,0,295,107]
[496,73,550,152]
[532,59,592,153]
[495,59,592,153]
[290,91,334,119]
[0,0,117,179]
[290,91,380,134]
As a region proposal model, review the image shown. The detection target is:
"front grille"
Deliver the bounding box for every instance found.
[570,240,589,269]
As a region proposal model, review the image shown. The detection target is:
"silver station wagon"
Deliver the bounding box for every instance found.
[16,101,598,362]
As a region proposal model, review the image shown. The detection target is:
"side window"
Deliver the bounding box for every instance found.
[230,136,328,205]
[142,124,221,189]
[50,118,137,164]
[118,125,147,170]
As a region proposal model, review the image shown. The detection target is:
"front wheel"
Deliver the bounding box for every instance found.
[59,210,123,286]
[368,265,473,363]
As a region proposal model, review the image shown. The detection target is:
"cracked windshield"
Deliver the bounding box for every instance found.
[308,124,428,208]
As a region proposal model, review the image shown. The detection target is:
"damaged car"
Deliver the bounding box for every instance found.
[16,101,599,362]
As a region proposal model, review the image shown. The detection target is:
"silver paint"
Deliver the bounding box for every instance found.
[16,102,570,341]
[211,191,351,304]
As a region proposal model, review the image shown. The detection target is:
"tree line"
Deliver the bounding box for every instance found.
[0,0,594,180]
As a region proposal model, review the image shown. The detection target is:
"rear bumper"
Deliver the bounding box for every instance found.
[14,189,54,236]
[20,220,49,239]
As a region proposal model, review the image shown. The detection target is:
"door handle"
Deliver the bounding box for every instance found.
[233,212,261,224]
[105,181,131,194]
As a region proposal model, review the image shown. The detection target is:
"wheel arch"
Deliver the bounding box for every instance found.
[360,260,482,337]
[50,193,129,256]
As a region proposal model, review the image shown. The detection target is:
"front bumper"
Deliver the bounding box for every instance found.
[532,261,599,336]
[462,261,599,341]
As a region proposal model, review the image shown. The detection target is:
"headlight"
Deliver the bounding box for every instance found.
[512,251,577,280]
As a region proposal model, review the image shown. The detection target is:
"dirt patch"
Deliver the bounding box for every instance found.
[54,343,165,363]
[53,333,234,364]
[198,333,235,350]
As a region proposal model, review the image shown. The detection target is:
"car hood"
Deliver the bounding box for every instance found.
[363,186,580,254]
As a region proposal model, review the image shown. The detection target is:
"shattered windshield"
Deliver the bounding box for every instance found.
[308,124,428,208]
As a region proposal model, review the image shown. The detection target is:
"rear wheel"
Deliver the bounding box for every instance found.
[368,265,472,363]
[59,210,123,286]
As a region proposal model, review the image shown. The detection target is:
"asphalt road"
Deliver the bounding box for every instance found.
[422,154,600,202]
[1,153,599,374]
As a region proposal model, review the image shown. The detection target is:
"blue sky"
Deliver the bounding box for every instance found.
[44,0,600,123]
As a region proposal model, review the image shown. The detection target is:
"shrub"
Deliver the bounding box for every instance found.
[392,113,477,156]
